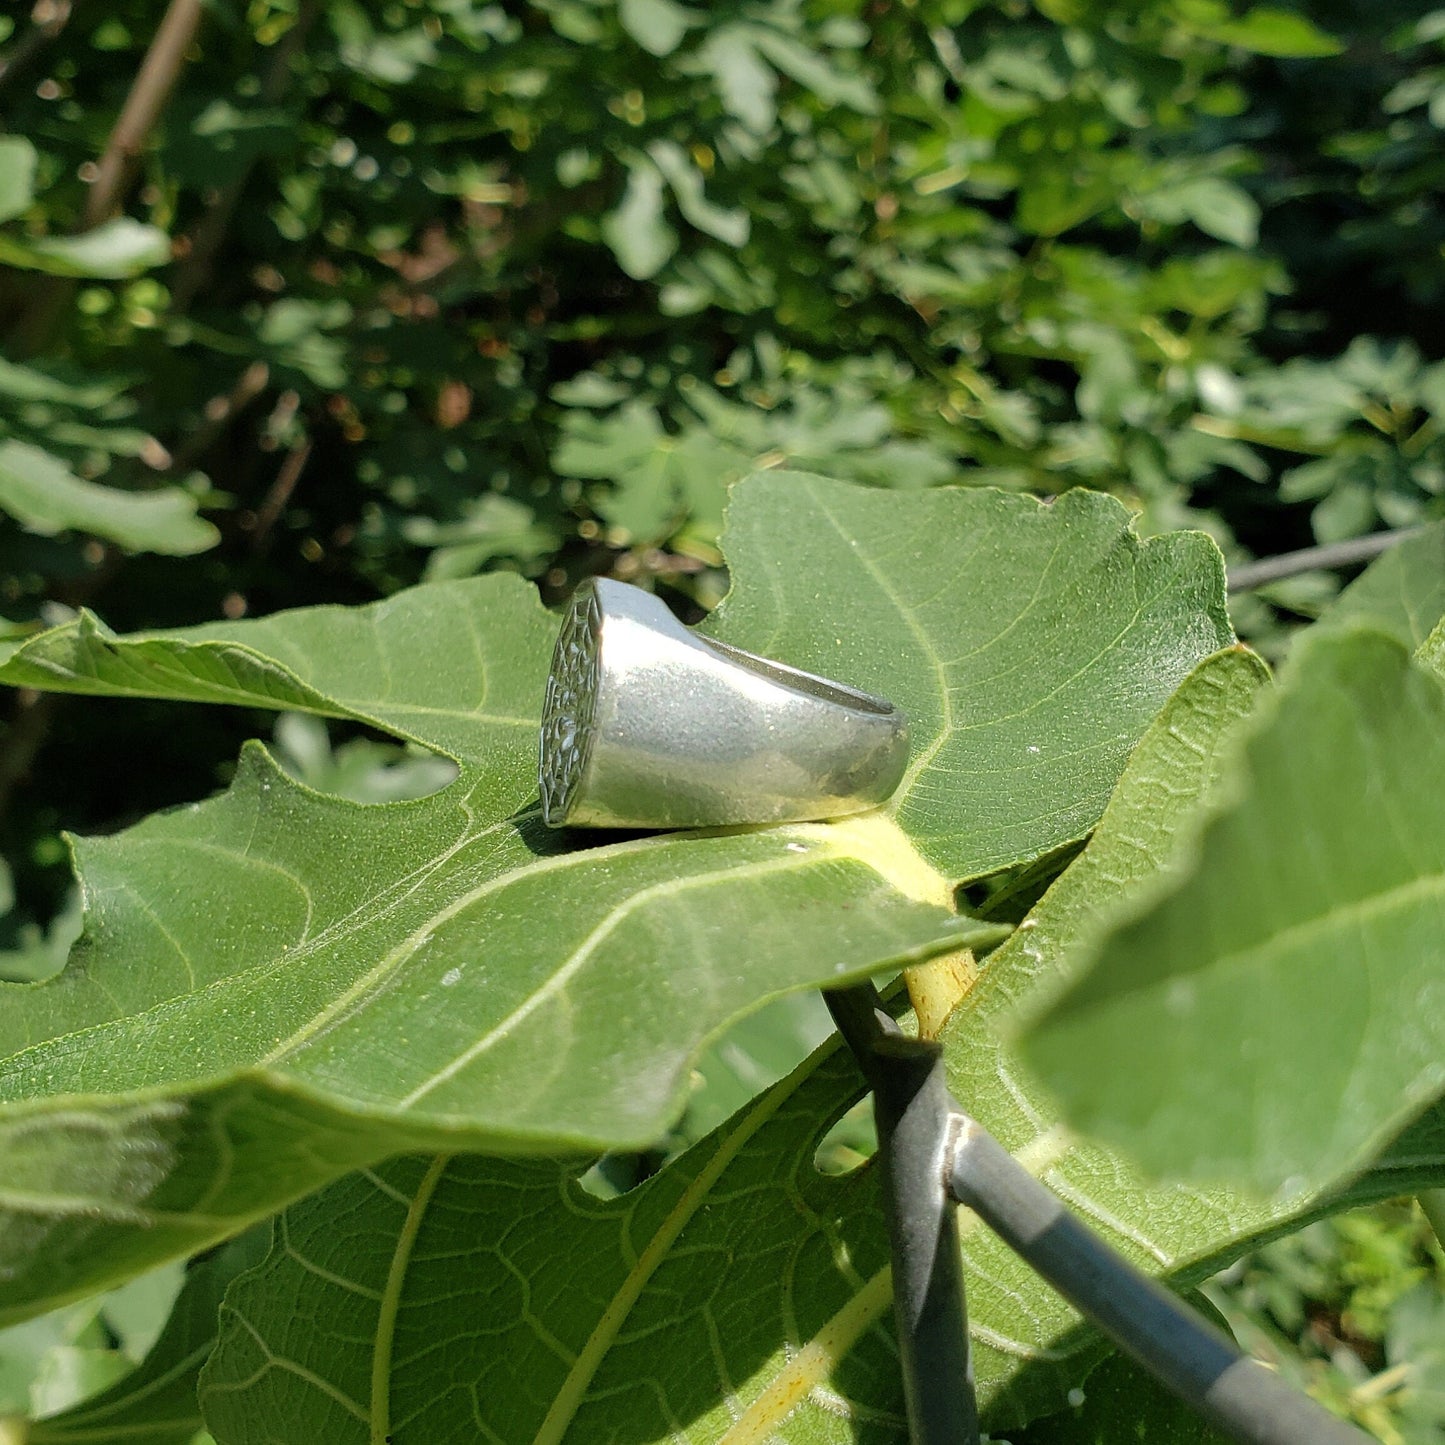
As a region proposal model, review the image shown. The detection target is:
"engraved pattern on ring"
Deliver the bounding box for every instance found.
[539,588,601,824]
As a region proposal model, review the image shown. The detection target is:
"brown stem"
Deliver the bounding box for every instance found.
[171,0,322,311]
[166,361,271,475]
[249,436,312,553]
[82,0,203,228]
[8,0,205,356]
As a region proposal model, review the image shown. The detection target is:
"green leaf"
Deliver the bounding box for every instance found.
[1180,6,1345,58]
[552,401,752,544]
[189,648,1441,1441]
[0,559,999,1320]
[0,358,126,409]
[1015,168,1118,237]
[600,158,677,280]
[709,475,1234,882]
[1316,521,1445,651]
[255,298,350,389]
[1022,627,1445,1193]
[553,401,684,540]
[27,1230,268,1445]
[933,647,1293,1424]
[618,0,694,57]
[0,137,37,226]
[1135,178,1260,248]
[647,140,749,247]
[693,26,778,133]
[0,218,170,279]
[0,476,1233,1320]
[750,28,877,114]
[0,442,219,556]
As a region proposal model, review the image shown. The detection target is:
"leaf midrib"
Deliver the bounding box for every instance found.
[396,851,829,1108]
[532,1067,799,1445]
[0,818,912,1105]
[372,1155,450,1445]
[9,624,534,752]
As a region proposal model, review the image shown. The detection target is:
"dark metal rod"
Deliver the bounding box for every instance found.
[945,1114,1372,1445]
[1226,528,1422,594]
[875,1038,978,1445]
[826,986,978,1445]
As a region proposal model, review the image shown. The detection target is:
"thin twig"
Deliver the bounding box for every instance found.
[1227,528,1424,594]
[82,0,203,228]
[165,361,271,475]
[8,0,205,356]
[249,435,311,552]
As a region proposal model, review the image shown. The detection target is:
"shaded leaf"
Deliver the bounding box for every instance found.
[28,1230,268,1445]
[0,219,170,279]
[1014,1341,1233,1443]
[1023,627,1445,1192]
[193,1011,1442,1444]
[0,441,218,556]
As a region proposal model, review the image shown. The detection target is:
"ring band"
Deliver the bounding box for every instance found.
[539,578,909,829]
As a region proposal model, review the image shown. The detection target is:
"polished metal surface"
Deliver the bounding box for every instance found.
[539,578,909,829]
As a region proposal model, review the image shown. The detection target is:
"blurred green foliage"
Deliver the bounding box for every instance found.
[1209,1202,1445,1443]
[2,0,1445,1435]
[3,0,1444,632]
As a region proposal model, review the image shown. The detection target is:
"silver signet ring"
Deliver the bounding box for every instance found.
[539,578,909,829]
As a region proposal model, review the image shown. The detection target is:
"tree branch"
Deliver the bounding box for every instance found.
[82,0,204,228]
[1227,528,1424,594]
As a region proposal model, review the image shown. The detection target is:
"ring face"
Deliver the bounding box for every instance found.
[539,585,602,826]
[538,578,909,830]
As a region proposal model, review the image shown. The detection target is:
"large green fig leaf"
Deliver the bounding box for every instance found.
[1023,626,1445,1192]
[200,645,1445,1441]
[0,476,1230,1322]
[708,475,1234,882]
